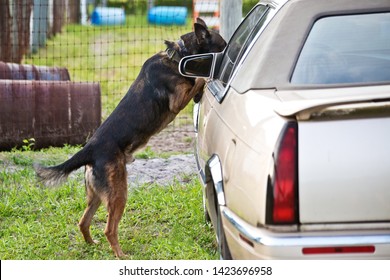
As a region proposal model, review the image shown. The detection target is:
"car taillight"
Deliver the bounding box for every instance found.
[267,122,298,224]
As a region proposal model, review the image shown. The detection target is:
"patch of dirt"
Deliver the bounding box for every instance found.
[127,154,197,188]
[127,124,198,187]
[144,124,195,154]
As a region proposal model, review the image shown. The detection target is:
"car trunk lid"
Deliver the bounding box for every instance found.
[275,86,390,224]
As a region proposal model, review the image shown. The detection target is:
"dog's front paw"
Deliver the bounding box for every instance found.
[193,78,206,103]
[193,92,203,103]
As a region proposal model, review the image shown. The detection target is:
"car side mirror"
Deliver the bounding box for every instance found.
[179,52,223,79]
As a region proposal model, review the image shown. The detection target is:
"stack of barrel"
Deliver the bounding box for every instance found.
[0,62,101,150]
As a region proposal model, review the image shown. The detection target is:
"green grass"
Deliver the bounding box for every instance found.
[0,147,217,260]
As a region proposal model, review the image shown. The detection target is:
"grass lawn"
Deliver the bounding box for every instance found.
[0,147,217,260]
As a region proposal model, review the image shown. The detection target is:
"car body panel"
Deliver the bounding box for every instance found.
[275,86,390,119]
[298,116,390,223]
[275,86,390,223]
[198,87,287,226]
[185,0,390,259]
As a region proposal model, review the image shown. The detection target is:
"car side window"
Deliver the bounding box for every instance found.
[291,13,390,85]
[213,4,270,97]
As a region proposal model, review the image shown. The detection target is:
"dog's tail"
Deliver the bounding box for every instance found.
[34,145,92,187]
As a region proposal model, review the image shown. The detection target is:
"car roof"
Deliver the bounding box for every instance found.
[231,0,390,92]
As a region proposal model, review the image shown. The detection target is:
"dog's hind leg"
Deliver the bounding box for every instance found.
[79,165,102,244]
[103,158,128,258]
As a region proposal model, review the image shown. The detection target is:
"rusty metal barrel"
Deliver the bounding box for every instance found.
[0,80,101,150]
[0,62,71,81]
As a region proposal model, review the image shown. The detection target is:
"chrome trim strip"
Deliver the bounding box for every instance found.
[193,102,200,133]
[195,153,206,185]
[222,208,390,247]
[208,155,225,206]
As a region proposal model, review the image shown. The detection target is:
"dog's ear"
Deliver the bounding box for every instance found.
[194,22,211,45]
[196,17,208,29]
[164,40,176,49]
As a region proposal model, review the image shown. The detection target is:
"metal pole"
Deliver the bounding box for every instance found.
[220,0,242,41]
[147,0,154,10]
[32,0,48,53]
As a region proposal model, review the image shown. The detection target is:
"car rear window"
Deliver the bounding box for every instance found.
[291,13,390,85]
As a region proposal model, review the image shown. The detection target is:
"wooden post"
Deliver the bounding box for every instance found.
[0,0,33,63]
[220,0,242,41]
[53,0,65,35]
[67,0,81,24]
[0,0,12,62]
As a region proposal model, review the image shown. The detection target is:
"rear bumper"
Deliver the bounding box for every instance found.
[222,207,390,259]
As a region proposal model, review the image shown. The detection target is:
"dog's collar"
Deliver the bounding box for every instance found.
[166,48,182,63]
[166,40,188,63]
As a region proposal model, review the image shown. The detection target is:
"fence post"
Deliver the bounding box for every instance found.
[53,0,65,35]
[45,0,55,39]
[0,0,12,62]
[67,0,81,24]
[148,0,154,9]
[0,0,33,63]
[220,0,242,41]
[31,0,49,53]
[80,0,88,25]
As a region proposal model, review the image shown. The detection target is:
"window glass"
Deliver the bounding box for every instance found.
[291,13,390,84]
[217,5,270,86]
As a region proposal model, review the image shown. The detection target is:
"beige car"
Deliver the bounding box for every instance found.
[180,0,390,259]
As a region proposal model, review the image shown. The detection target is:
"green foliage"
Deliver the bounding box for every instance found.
[243,0,259,15]
[135,146,158,159]
[21,138,35,152]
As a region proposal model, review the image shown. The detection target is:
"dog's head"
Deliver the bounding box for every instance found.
[165,18,226,58]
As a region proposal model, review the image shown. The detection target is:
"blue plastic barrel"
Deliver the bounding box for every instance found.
[91,7,125,26]
[148,6,187,25]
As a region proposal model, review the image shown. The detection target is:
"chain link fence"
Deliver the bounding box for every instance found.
[0,0,256,150]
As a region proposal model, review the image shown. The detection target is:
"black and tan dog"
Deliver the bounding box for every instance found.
[34,18,226,258]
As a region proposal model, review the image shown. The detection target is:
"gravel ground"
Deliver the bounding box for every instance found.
[126,123,199,187]
[127,154,198,188]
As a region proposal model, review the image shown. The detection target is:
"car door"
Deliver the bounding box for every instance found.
[196,3,275,191]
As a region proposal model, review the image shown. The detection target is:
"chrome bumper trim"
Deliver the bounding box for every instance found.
[222,207,390,247]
